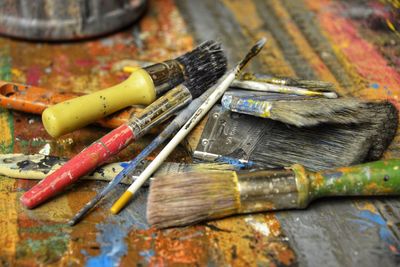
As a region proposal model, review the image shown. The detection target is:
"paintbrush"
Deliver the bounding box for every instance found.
[109,38,267,215]
[20,45,227,209]
[41,41,224,137]
[230,80,338,99]
[194,102,398,171]
[69,80,220,225]
[0,80,144,129]
[147,159,400,228]
[0,153,235,185]
[240,72,334,90]
[221,90,378,127]
[122,67,337,99]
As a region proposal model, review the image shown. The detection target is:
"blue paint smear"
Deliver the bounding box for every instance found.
[85,222,129,267]
[370,83,380,89]
[83,187,150,267]
[351,210,400,254]
[215,155,254,169]
[139,249,155,263]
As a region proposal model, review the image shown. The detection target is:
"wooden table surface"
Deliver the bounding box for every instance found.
[1,0,400,266]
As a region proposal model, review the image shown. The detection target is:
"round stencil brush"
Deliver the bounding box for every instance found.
[147,159,400,228]
[42,40,225,137]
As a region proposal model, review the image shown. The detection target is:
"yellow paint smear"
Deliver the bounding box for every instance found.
[0,178,18,263]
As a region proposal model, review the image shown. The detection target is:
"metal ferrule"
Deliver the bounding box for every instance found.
[144,60,185,96]
[127,85,192,137]
[236,169,301,213]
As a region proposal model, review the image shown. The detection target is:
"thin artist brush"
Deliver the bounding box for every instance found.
[230,80,337,98]
[20,42,227,209]
[122,66,337,99]
[240,72,334,90]
[147,159,400,228]
[110,38,267,215]
[0,153,235,185]
[42,41,223,137]
[69,77,220,225]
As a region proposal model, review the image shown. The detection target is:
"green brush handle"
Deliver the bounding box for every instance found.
[292,159,400,207]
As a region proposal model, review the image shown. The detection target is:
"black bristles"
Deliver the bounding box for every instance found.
[176,40,227,98]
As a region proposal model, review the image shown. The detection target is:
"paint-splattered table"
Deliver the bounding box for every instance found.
[1,0,400,266]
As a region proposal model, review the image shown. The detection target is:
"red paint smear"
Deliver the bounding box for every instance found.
[26,66,42,86]
[307,0,400,99]
[75,58,98,68]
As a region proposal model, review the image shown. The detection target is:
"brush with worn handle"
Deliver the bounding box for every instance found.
[147,159,400,228]
[110,38,267,215]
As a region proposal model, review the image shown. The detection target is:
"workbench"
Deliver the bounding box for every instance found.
[1,0,399,266]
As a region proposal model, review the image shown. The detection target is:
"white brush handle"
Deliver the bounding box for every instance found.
[126,69,238,194]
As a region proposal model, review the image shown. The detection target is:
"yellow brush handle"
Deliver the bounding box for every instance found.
[42,69,156,137]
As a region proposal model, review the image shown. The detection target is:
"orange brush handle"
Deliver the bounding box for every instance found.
[0,81,141,129]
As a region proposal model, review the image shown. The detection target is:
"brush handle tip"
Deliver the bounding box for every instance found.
[110,191,133,214]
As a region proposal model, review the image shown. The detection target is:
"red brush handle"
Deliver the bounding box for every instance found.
[20,124,135,209]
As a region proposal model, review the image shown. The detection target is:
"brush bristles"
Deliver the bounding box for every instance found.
[147,171,239,228]
[177,41,227,98]
[270,98,373,127]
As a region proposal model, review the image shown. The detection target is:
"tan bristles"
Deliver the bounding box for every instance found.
[147,171,240,228]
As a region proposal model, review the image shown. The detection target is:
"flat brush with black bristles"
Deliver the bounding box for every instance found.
[42,40,227,137]
[194,101,398,171]
[147,159,400,228]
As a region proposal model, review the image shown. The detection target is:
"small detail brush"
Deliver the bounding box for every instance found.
[147,159,400,228]
[42,41,223,137]
[0,153,235,185]
[240,72,335,90]
[20,43,227,209]
[230,80,337,99]
[69,72,223,225]
[110,38,267,215]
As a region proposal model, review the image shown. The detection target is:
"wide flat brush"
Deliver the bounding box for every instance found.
[20,44,227,209]
[222,90,377,127]
[194,103,398,171]
[42,41,225,137]
[147,159,400,228]
[110,38,267,215]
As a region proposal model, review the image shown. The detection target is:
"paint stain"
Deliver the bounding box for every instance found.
[351,210,400,254]
[370,83,380,89]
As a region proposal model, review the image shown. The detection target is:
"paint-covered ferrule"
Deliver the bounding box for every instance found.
[221,94,272,119]
[127,85,192,138]
[20,124,135,209]
[236,169,300,214]
[308,159,400,199]
[144,60,185,96]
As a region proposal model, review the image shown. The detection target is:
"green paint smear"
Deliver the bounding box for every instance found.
[16,235,68,264]
[0,45,14,153]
